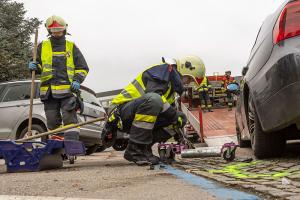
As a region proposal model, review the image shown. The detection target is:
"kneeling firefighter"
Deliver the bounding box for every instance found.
[106,55,205,165]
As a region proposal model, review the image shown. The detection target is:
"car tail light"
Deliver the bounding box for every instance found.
[273,0,300,44]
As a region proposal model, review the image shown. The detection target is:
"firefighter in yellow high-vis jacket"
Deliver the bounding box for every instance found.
[28,15,89,140]
[107,56,205,166]
[198,76,213,112]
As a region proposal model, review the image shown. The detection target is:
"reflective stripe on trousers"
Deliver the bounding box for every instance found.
[132,114,157,130]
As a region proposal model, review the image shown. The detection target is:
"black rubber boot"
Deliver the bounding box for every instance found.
[145,144,160,165]
[124,141,151,166]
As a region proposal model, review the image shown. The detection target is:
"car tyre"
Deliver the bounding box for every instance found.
[248,98,286,158]
[19,124,47,142]
[85,144,99,155]
[112,139,128,151]
[96,145,106,152]
[236,118,251,148]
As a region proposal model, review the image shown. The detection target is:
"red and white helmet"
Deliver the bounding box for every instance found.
[45,15,68,33]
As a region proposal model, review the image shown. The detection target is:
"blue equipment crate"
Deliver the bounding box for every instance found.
[0,139,85,173]
[64,140,86,156]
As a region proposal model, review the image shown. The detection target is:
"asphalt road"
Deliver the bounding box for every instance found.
[0,150,218,200]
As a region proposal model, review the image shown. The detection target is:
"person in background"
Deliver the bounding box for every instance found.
[222,70,238,111]
[197,76,213,112]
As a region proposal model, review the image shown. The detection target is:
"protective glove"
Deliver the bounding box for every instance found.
[176,111,187,128]
[28,61,38,71]
[71,81,80,92]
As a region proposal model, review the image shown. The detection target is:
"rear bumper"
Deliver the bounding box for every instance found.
[258,80,300,132]
[250,43,300,132]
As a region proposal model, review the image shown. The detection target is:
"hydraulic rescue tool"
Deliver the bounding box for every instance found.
[158,128,195,164]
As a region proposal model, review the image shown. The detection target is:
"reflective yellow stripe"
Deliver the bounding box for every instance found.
[75,69,88,76]
[41,40,53,83]
[66,41,75,83]
[41,75,52,82]
[67,70,75,76]
[109,114,116,122]
[163,86,171,99]
[121,90,132,99]
[135,75,146,90]
[161,96,167,104]
[40,86,49,96]
[112,64,164,105]
[50,85,70,94]
[134,114,157,123]
[200,77,208,87]
[51,85,70,90]
[132,79,145,95]
[163,85,175,104]
[53,51,67,57]
[40,86,49,91]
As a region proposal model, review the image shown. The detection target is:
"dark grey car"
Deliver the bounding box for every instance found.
[0,80,106,155]
[236,0,300,158]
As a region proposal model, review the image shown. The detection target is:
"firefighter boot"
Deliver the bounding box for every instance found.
[145,144,160,165]
[124,141,151,166]
[228,102,233,111]
[207,105,213,112]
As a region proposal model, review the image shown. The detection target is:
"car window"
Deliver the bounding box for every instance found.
[2,84,31,102]
[81,89,101,107]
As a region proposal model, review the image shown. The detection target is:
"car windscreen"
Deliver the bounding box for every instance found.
[1,84,31,102]
[81,89,101,107]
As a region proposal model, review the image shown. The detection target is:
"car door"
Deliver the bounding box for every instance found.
[0,83,31,139]
[78,89,106,143]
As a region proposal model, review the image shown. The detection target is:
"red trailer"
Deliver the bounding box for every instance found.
[180,74,238,146]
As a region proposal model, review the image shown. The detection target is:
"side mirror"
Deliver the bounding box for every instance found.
[242,66,249,76]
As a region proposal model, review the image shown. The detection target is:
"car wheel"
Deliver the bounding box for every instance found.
[19,124,47,142]
[101,122,117,149]
[158,148,166,162]
[248,98,286,158]
[96,145,106,152]
[112,139,128,151]
[236,118,251,148]
[85,144,99,155]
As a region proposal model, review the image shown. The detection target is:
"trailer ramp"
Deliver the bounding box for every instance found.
[181,102,237,147]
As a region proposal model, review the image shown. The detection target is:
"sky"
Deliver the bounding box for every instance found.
[18,0,286,93]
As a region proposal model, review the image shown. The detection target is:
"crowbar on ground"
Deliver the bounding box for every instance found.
[17,117,106,142]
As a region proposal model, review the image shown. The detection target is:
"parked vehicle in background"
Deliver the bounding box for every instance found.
[236,0,300,158]
[0,80,106,155]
